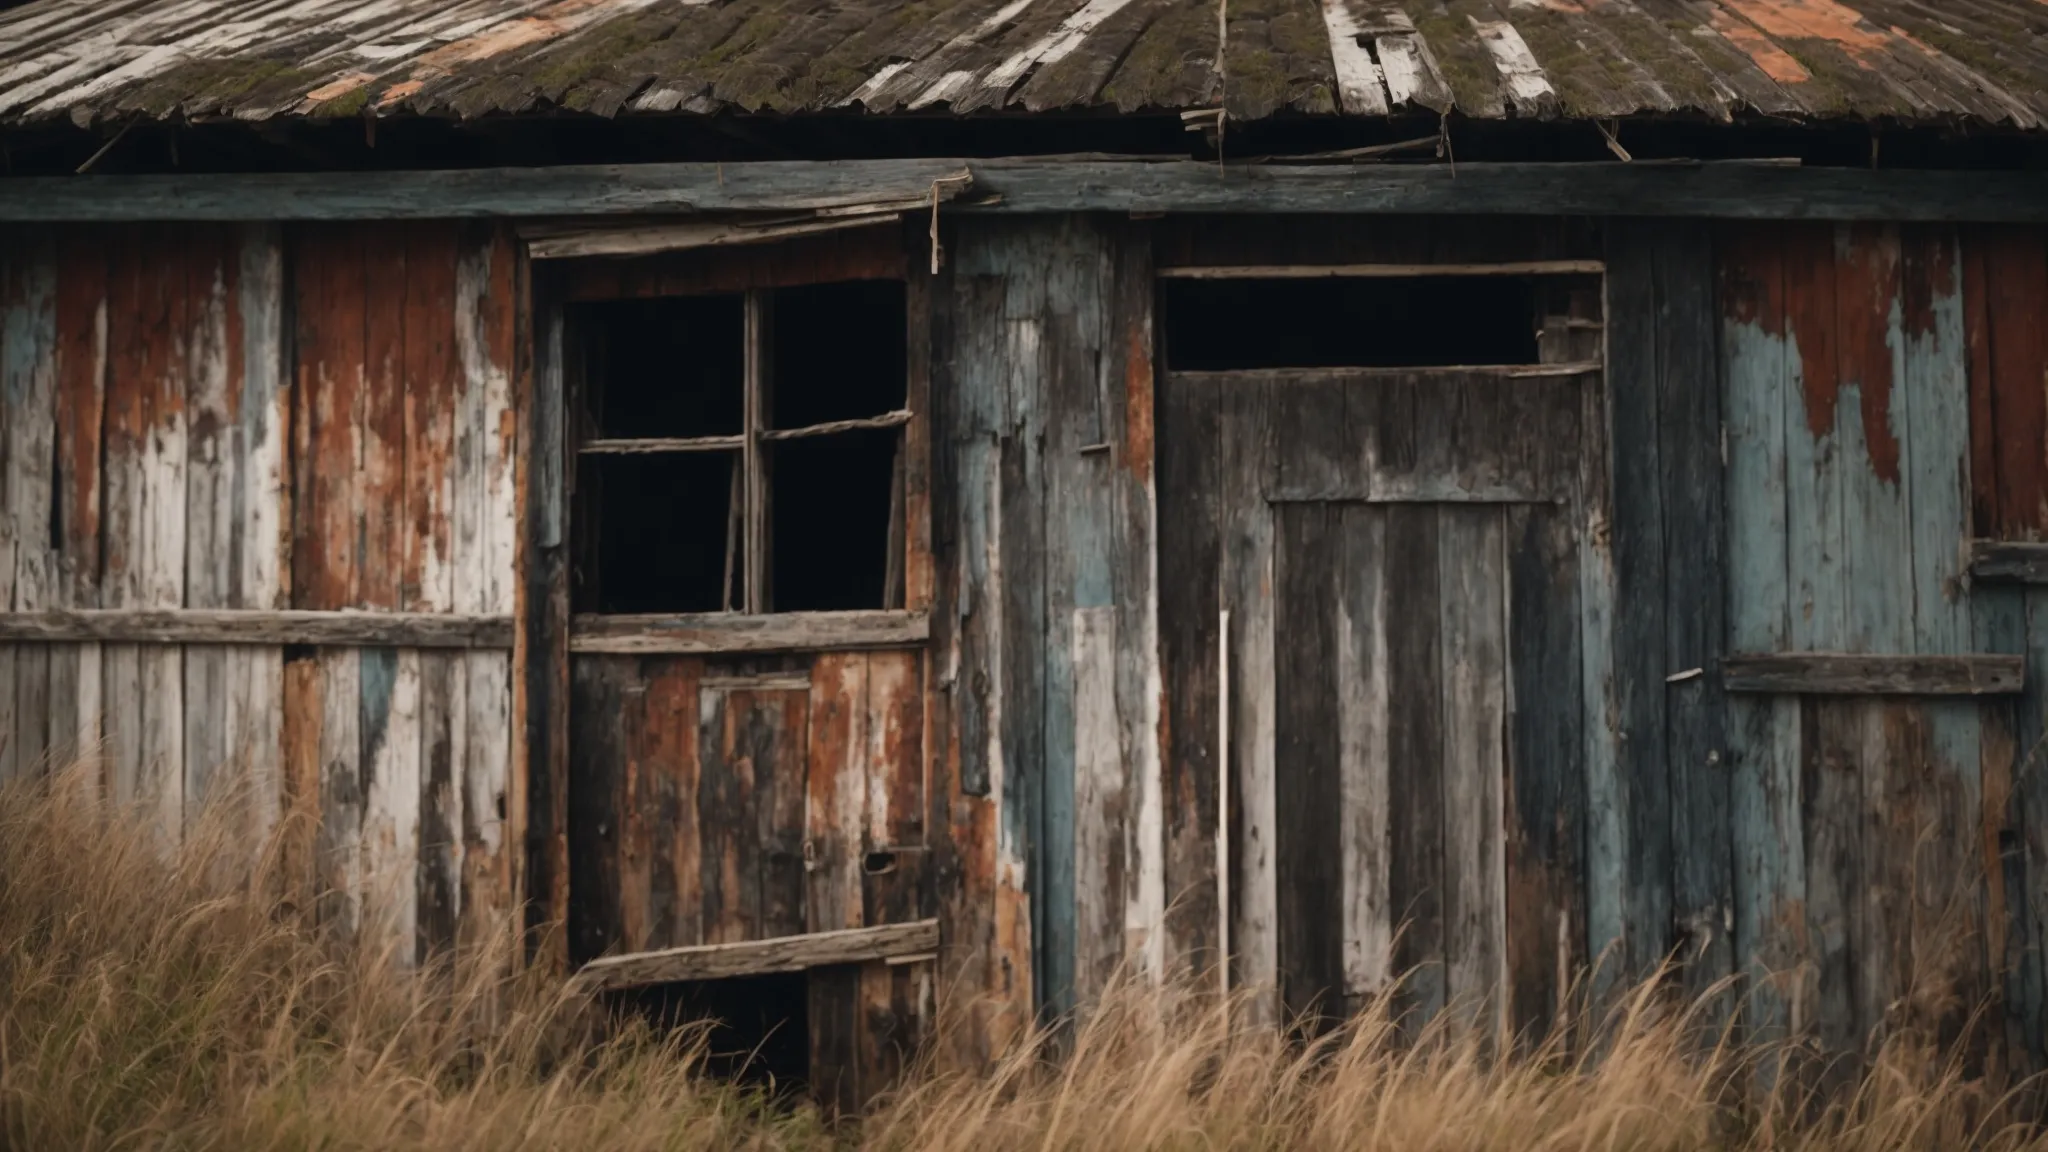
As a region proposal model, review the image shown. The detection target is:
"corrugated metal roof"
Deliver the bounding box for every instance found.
[0,0,2043,129]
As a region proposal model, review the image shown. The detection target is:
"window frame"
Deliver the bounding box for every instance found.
[547,231,931,652]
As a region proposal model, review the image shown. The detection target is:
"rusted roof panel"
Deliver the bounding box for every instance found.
[0,0,2043,128]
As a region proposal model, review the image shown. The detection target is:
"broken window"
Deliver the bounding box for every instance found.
[570,281,909,615]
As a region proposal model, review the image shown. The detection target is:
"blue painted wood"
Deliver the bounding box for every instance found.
[0,230,56,783]
[1719,222,1808,1051]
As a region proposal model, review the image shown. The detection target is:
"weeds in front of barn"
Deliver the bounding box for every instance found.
[1,762,2041,1151]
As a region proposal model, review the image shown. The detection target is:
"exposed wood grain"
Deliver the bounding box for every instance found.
[8,163,2048,224]
[569,610,929,654]
[1439,505,1508,1036]
[1335,506,1392,1006]
[1,228,55,782]
[1070,606,1123,1004]
[230,223,287,849]
[1220,374,1278,1024]
[1274,503,1343,1029]
[569,919,941,993]
[49,227,107,776]
[181,225,234,822]
[0,609,515,646]
[808,651,872,934]
[1156,260,1607,279]
[1385,503,1446,1030]
[1724,654,2024,696]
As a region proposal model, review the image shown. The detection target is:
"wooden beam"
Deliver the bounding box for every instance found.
[4,161,2047,223]
[1156,260,1607,278]
[568,919,941,993]
[1722,653,2024,696]
[579,435,745,455]
[569,609,929,655]
[1968,540,2048,583]
[1165,361,1602,384]
[0,609,513,648]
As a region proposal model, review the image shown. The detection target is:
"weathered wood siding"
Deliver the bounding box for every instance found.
[0,222,522,958]
[1721,222,2017,1070]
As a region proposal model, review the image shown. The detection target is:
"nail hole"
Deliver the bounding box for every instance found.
[863,851,897,875]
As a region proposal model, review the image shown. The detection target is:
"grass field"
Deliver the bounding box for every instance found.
[1,764,2042,1151]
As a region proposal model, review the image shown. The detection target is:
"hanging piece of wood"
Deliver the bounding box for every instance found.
[1156,260,1606,279]
[760,410,913,441]
[523,211,907,260]
[1967,540,2048,583]
[569,609,929,655]
[1722,653,2024,696]
[568,919,941,993]
[0,609,513,648]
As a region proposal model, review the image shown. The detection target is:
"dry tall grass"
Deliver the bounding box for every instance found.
[2,763,2043,1151]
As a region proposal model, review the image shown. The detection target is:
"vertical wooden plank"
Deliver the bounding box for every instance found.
[809,652,872,933]
[1902,225,1992,1058]
[1156,373,1222,976]
[1603,220,1671,981]
[360,646,420,957]
[2,228,56,782]
[1655,221,1733,1005]
[1273,503,1342,1029]
[755,686,810,941]
[1336,505,1393,1007]
[1220,374,1277,1023]
[647,658,704,951]
[139,226,188,840]
[1719,221,1806,1048]
[455,224,517,938]
[1803,698,1865,1072]
[1386,503,1446,1029]
[405,221,462,959]
[51,227,107,778]
[1106,220,1165,982]
[229,223,287,850]
[279,655,324,908]
[318,647,363,938]
[1440,505,1508,1035]
[1071,606,1125,1005]
[1504,501,1585,1045]
[1960,229,1999,536]
[99,226,146,810]
[567,657,625,963]
[1834,223,1914,1052]
[182,226,234,823]
[1977,228,2048,539]
[1579,264,1624,998]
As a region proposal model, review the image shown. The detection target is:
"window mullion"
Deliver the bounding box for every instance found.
[743,288,774,614]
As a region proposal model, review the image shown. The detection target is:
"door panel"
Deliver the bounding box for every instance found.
[1163,367,1593,1033]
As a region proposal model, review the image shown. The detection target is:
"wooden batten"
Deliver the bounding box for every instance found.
[522,211,910,261]
[0,608,514,648]
[1722,654,2025,696]
[1967,540,2048,583]
[568,920,941,993]
[1166,362,1602,384]
[569,610,929,655]
[1156,260,1606,279]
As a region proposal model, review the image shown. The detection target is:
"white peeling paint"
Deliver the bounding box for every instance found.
[910,68,976,109]
[978,0,1137,93]
[1319,0,1390,115]
[1472,18,1555,108]
[891,0,1041,108]
[843,59,909,106]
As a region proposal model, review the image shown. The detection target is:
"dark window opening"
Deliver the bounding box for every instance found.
[772,281,907,429]
[575,452,739,614]
[771,429,900,612]
[1162,276,1549,370]
[609,971,810,1093]
[568,278,910,619]
[575,295,744,439]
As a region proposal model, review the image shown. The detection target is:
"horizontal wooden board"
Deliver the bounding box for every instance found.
[569,610,930,654]
[568,919,940,992]
[1166,363,1602,384]
[524,212,908,260]
[1723,653,2024,696]
[0,609,512,648]
[4,162,2048,223]
[1155,260,1607,279]
[1968,540,2048,583]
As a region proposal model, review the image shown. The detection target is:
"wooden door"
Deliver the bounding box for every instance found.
[1160,365,1595,1034]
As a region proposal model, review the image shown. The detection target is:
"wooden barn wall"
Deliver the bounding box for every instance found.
[930,215,1162,1034]
[1720,222,2026,1070]
[0,222,522,958]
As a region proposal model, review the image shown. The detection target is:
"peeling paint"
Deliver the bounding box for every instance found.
[1709,4,1813,83]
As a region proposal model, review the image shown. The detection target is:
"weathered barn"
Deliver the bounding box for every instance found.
[3,0,2048,1105]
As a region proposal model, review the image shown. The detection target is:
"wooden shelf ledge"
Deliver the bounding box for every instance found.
[1723,653,2024,696]
[0,609,512,649]
[568,920,940,994]
[570,609,928,655]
